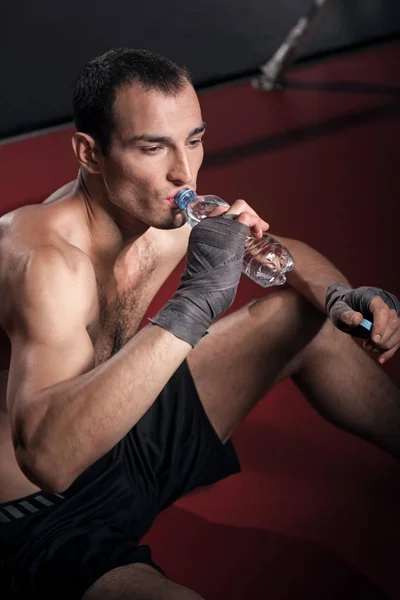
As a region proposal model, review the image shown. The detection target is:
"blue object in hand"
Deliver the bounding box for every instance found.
[352,318,372,339]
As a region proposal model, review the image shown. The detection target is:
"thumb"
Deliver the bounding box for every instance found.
[339,309,364,328]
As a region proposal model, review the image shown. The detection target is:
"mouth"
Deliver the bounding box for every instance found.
[165,188,195,206]
[165,192,184,206]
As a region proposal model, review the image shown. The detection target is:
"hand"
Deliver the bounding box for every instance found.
[208,199,270,239]
[150,215,249,347]
[326,283,400,363]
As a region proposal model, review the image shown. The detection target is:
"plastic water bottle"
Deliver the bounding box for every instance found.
[174,188,295,287]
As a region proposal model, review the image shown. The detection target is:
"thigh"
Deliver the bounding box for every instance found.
[83,563,204,600]
[187,288,325,443]
[0,451,161,599]
[134,360,240,511]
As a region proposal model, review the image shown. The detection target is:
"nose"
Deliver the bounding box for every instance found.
[167,149,192,186]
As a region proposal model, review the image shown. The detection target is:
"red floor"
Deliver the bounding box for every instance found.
[1,40,400,599]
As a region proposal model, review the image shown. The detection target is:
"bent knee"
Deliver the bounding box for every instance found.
[247,287,324,330]
[83,562,205,600]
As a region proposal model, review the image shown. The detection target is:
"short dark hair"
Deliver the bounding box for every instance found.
[72,47,191,155]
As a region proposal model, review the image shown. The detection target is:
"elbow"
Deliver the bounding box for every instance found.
[15,443,74,494]
[13,411,76,493]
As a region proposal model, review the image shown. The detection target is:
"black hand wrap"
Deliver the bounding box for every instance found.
[149,215,249,347]
[326,283,400,334]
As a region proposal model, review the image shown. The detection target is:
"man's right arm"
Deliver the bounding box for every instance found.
[7,245,192,493]
[6,202,259,494]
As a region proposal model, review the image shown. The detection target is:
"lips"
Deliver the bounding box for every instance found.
[165,188,194,205]
[165,191,182,205]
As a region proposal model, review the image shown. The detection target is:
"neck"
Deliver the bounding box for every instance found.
[76,168,149,245]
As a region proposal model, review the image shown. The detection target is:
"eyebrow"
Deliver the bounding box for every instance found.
[125,122,207,145]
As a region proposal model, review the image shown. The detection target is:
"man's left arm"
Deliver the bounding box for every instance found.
[274,235,400,363]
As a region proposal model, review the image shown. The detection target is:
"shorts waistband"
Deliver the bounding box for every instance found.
[0,492,65,523]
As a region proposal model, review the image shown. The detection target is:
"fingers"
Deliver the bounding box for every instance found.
[209,199,269,239]
[335,296,400,363]
[363,296,400,363]
[369,296,389,343]
[378,343,400,364]
[235,211,268,238]
[370,298,400,348]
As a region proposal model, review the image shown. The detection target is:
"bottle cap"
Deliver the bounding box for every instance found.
[174,188,196,210]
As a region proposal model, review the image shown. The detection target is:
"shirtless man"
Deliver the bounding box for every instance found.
[0,48,399,599]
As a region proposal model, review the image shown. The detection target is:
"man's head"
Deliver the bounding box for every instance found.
[72,48,205,230]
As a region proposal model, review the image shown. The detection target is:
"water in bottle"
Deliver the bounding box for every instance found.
[174,188,294,287]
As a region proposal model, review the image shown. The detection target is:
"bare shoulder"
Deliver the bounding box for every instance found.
[0,209,97,331]
[0,205,93,274]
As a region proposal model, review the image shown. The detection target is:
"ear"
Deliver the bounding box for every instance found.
[72,132,103,174]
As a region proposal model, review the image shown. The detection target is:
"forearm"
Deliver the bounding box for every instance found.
[274,235,351,313]
[19,324,190,491]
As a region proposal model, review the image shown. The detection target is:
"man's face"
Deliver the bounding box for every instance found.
[100,82,205,230]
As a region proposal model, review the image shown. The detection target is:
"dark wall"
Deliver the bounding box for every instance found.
[1,0,399,140]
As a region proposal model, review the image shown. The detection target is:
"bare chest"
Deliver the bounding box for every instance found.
[93,278,149,364]
[91,242,168,365]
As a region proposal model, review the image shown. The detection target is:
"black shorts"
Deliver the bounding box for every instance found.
[0,360,240,599]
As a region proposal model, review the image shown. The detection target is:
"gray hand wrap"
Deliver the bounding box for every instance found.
[326,283,400,334]
[149,215,249,347]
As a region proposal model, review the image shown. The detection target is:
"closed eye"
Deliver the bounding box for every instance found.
[141,146,163,154]
[188,139,203,147]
